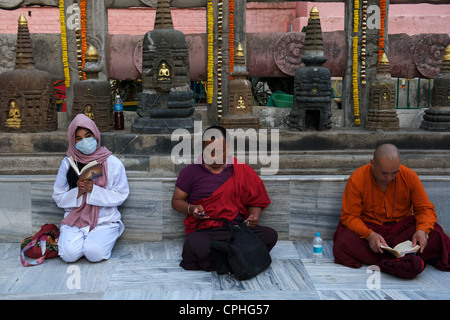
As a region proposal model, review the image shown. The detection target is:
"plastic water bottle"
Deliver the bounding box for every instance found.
[114,94,124,130]
[313,232,323,265]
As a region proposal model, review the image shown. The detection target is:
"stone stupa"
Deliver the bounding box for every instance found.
[132,0,194,134]
[287,6,332,131]
[0,14,57,132]
[420,45,450,131]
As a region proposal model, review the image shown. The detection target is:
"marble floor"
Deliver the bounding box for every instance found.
[1,240,450,301]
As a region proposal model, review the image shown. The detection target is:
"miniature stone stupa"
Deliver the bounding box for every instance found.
[420,45,450,131]
[0,14,57,132]
[365,53,399,131]
[72,45,113,131]
[132,0,194,134]
[287,6,332,131]
[220,43,260,129]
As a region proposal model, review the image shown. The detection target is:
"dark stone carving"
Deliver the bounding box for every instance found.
[72,45,113,131]
[132,0,194,134]
[421,45,450,131]
[365,54,399,131]
[414,34,449,79]
[273,33,305,76]
[0,14,57,133]
[288,7,332,131]
[220,44,260,129]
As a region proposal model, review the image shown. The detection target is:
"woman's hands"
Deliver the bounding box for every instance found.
[77,179,93,198]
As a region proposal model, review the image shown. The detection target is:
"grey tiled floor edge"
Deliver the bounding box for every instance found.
[1,240,450,300]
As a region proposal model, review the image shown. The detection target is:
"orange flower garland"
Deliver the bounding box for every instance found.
[378,0,386,62]
[229,0,234,80]
[80,0,87,79]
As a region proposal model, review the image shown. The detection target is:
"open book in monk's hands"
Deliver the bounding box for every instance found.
[68,156,103,180]
[380,240,420,258]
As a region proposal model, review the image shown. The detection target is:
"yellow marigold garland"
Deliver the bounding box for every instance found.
[59,0,70,87]
[206,0,214,104]
[352,0,360,125]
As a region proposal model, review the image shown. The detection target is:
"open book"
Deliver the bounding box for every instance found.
[380,240,420,258]
[68,156,103,180]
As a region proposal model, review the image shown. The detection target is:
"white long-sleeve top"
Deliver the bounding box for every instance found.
[52,155,129,235]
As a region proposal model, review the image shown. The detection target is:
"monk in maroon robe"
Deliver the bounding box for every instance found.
[171,126,278,271]
[334,144,450,279]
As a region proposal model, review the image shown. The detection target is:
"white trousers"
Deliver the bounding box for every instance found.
[58,222,121,263]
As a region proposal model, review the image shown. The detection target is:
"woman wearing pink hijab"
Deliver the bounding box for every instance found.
[53,114,129,262]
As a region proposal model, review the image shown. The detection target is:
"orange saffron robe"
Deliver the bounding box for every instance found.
[340,164,437,238]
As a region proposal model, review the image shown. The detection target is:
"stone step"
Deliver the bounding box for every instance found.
[1,149,449,176]
[2,128,450,154]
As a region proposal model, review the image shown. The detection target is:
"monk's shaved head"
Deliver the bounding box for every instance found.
[371,144,400,187]
[373,144,400,164]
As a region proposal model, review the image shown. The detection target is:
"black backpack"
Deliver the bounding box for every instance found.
[201,218,272,280]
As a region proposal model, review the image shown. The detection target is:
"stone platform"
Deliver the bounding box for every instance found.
[1,128,450,301]
[1,128,450,176]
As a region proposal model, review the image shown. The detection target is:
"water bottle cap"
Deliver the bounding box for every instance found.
[315,232,321,237]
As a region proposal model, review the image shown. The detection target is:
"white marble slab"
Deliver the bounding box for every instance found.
[2,239,450,300]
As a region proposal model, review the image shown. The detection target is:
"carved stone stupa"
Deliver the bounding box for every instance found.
[220,44,259,129]
[72,45,113,131]
[365,53,399,131]
[0,14,57,132]
[132,0,194,134]
[288,6,332,131]
[420,45,450,131]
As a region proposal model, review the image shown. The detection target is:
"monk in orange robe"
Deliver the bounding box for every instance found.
[333,144,450,278]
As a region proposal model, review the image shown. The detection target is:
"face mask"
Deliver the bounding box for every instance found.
[75,137,98,155]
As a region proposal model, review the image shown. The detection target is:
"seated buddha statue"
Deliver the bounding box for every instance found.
[158,62,170,80]
[5,100,21,128]
[237,95,246,109]
[83,104,95,120]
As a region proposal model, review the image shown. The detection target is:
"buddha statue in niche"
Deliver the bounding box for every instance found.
[83,104,95,120]
[237,96,246,109]
[5,100,21,128]
[158,62,171,81]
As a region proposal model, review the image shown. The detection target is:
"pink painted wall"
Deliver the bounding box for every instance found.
[0,3,448,35]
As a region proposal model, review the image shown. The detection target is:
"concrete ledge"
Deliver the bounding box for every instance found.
[1,174,449,243]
